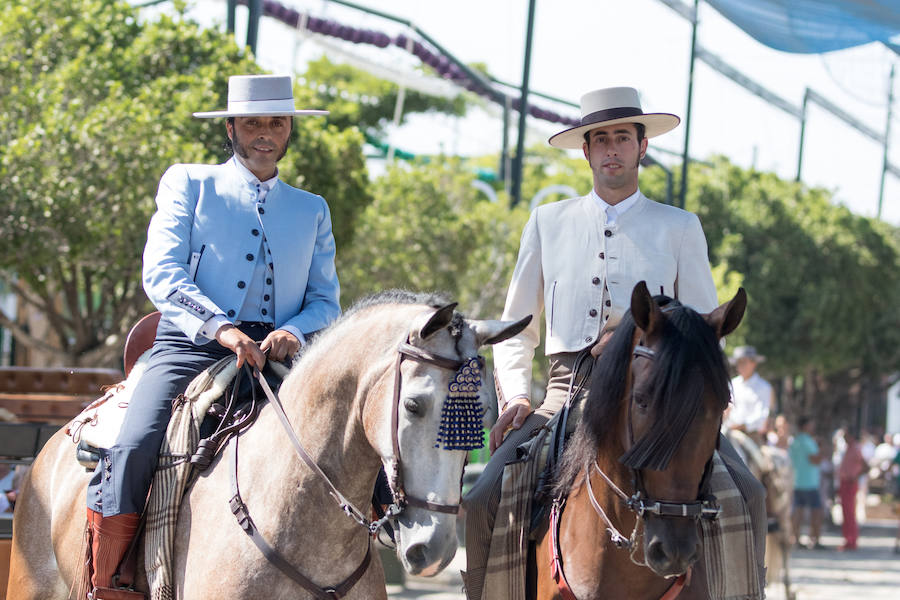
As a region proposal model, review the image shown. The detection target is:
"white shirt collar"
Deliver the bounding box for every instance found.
[231,155,278,191]
[591,188,640,223]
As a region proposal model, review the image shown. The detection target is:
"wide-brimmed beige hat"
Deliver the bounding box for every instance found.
[193,75,329,118]
[548,87,680,150]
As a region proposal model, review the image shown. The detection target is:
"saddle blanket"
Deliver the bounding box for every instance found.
[144,357,289,600]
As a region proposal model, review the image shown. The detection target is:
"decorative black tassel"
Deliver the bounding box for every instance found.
[435,357,485,451]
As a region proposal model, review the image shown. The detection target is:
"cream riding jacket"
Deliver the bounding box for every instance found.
[493,192,718,403]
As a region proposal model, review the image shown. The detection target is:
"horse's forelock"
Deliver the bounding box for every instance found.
[621,305,730,471]
[554,300,731,495]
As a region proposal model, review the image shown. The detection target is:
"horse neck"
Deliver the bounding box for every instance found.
[273,308,413,508]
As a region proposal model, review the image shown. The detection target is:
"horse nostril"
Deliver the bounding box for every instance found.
[405,542,428,569]
[646,538,670,569]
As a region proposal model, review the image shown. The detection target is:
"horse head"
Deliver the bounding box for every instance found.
[374,302,530,576]
[623,281,746,577]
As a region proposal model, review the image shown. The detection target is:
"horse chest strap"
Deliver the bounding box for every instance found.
[228,435,371,599]
[549,500,579,600]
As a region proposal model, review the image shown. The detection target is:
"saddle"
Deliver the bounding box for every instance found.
[67,313,288,472]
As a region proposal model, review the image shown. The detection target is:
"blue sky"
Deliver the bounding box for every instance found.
[144,0,900,224]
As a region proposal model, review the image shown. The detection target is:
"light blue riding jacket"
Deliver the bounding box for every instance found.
[142,161,341,343]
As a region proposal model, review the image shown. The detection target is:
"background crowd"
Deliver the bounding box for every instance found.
[723,345,900,555]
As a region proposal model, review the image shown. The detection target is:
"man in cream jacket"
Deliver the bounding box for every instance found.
[463,87,765,599]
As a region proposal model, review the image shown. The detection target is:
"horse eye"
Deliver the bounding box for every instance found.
[404,398,421,415]
[633,391,651,410]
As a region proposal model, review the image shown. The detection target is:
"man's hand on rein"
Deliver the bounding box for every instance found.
[215,325,267,370]
[261,329,301,362]
[489,397,533,453]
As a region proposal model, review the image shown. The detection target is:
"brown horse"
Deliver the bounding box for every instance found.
[532,282,746,600]
[8,291,529,600]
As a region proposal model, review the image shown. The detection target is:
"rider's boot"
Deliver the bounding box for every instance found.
[85,508,145,599]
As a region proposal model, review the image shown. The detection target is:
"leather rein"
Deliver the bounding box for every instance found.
[549,343,719,600]
[227,340,471,599]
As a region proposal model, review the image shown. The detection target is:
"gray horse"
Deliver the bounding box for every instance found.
[9,291,529,600]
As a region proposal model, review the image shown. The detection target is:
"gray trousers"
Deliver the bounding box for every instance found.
[462,353,767,600]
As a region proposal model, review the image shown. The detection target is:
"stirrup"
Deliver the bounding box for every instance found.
[89,586,146,600]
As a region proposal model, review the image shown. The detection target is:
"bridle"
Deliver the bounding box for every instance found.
[386,340,481,515]
[549,340,721,600]
[584,342,721,556]
[255,337,476,530]
[228,336,476,599]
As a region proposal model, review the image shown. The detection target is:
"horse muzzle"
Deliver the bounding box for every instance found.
[643,521,700,578]
[395,512,459,576]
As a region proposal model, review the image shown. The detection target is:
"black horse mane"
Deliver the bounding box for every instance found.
[554,296,731,497]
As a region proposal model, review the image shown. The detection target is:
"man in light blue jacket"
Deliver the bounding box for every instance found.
[82,75,340,599]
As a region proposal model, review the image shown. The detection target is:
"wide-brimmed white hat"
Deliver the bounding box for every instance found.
[193,75,328,118]
[548,87,680,149]
[730,346,765,365]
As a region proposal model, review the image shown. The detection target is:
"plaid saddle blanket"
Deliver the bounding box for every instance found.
[482,410,762,600]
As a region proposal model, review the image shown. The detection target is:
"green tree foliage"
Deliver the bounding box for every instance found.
[0,0,370,366]
[338,159,528,319]
[677,157,900,431]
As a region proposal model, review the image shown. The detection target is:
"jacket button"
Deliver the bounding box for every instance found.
[589,309,598,317]
[258,207,265,214]
[264,294,270,301]
[237,281,246,289]
[604,229,612,237]
[261,308,268,316]
[227,309,236,317]
[599,252,605,259]
[605,300,611,307]
[251,229,260,236]
[266,278,272,285]
[591,277,600,285]
[246,253,254,261]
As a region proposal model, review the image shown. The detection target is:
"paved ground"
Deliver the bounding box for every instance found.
[386,520,900,599]
[765,520,900,600]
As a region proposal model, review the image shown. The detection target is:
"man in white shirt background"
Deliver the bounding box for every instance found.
[726,345,775,444]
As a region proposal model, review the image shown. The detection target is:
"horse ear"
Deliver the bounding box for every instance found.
[630,281,662,333]
[704,287,747,338]
[469,315,533,347]
[417,303,459,340]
